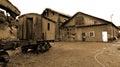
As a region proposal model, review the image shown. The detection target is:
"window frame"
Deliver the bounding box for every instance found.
[89,31,95,37]
[48,23,50,31]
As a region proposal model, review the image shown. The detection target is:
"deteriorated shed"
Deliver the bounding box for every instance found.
[18,13,55,41]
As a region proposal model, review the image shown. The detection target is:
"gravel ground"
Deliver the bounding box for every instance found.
[5,41,120,67]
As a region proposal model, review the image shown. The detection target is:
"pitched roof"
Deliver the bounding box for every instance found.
[61,12,119,29]
[19,13,56,23]
[42,8,71,18]
[0,0,20,17]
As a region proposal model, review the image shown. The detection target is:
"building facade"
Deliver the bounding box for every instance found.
[42,8,71,41]
[61,12,119,42]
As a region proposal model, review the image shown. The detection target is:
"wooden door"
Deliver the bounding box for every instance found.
[102,31,108,42]
[26,18,33,40]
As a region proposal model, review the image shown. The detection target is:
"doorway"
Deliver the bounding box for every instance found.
[102,31,108,42]
[26,18,33,40]
[82,32,86,41]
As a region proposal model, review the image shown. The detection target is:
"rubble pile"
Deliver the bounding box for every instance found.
[0,10,18,42]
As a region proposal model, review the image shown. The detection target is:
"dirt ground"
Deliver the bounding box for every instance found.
[6,41,120,67]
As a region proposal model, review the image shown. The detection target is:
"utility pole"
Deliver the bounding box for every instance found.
[110,14,114,41]
[110,14,113,22]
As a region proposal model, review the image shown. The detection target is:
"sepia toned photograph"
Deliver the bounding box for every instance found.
[0,0,120,67]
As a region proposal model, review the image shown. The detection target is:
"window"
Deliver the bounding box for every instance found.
[67,28,69,31]
[48,23,50,31]
[44,10,49,17]
[89,31,95,37]
[75,16,84,25]
[82,32,86,36]
[69,28,71,31]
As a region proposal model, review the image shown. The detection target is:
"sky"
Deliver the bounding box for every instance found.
[9,0,120,26]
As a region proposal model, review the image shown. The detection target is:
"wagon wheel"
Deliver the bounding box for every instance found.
[36,44,46,54]
[0,51,9,67]
[12,43,17,50]
[41,45,46,52]
[47,42,52,48]
[44,42,51,51]
[44,43,50,51]
[21,46,28,53]
[36,44,41,54]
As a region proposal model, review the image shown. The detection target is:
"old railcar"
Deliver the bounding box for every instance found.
[18,13,53,53]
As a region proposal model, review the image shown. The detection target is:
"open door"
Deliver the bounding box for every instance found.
[102,31,108,42]
[82,32,86,41]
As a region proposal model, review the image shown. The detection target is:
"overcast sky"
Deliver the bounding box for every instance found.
[9,0,120,26]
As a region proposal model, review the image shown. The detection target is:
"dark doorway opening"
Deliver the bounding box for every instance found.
[82,32,86,41]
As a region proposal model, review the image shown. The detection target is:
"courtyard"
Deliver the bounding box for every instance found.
[7,41,120,67]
